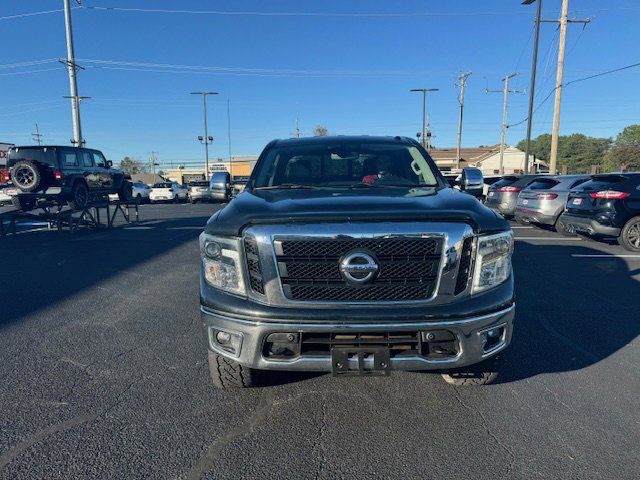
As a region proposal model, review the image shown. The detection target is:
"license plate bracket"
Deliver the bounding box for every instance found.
[331,347,391,376]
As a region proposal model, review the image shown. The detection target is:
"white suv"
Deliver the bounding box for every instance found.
[149,181,188,203]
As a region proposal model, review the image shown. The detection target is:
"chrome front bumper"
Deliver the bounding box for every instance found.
[201,304,515,372]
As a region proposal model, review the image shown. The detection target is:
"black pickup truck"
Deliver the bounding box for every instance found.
[4,145,131,211]
[199,136,514,388]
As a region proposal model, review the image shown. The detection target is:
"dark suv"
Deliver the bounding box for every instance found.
[559,173,640,251]
[4,146,131,211]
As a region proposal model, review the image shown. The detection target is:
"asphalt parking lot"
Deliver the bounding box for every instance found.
[1,203,639,479]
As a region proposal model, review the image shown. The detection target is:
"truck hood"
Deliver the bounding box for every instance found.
[205,187,509,236]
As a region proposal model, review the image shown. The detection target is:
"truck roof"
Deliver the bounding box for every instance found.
[272,135,415,147]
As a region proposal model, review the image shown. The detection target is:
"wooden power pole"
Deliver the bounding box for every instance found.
[487,73,525,175]
[547,0,590,174]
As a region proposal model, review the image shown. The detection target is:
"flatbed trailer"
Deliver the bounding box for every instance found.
[0,197,139,237]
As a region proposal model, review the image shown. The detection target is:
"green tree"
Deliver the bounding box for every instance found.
[602,124,640,172]
[518,133,611,173]
[119,156,147,175]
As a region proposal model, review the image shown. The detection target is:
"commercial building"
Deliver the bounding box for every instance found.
[162,156,258,184]
[429,145,546,174]
[0,142,14,168]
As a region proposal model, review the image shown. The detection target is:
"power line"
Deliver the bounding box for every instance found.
[79,5,526,18]
[77,58,422,77]
[0,9,65,21]
[508,61,640,128]
[0,68,61,77]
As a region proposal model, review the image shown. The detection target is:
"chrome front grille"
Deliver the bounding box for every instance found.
[274,237,443,302]
[242,222,475,307]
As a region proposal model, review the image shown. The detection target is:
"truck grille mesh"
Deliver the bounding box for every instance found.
[276,237,443,302]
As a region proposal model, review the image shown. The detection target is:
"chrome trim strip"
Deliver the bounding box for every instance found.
[200,303,514,329]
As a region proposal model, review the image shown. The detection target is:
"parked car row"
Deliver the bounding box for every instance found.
[485,172,640,251]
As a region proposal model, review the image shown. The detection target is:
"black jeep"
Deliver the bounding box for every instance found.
[4,146,132,211]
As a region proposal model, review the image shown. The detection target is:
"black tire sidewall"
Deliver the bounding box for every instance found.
[68,182,89,209]
[620,216,640,252]
[11,161,41,192]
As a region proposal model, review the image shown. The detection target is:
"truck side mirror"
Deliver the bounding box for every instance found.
[106,160,113,168]
[460,167,484,199]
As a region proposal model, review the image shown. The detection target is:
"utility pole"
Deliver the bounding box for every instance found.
[487,73,525,175]
[191,91,218,180]
[62,0,84,146]
[227,99,233,175]
[150,151,159,176]
[522,0,543,174]
[410,88,439,149]
[295,116,301,138]
[32,123,43,145]
[455,72,472,169]
[543,0,590,174]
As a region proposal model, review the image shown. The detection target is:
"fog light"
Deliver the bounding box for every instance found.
[211,329,242,357]
[487,328,501,338]
[482,326,505,353]
[216,331,232,344]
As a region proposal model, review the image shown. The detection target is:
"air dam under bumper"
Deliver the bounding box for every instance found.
[201,304,514,372]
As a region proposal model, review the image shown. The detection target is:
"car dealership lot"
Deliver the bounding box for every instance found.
[1,203,639,479]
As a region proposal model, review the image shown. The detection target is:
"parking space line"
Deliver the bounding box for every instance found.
[511,226,533,229]
[166,226,204,230]
[572,254,640,258]
[515,237,582,241]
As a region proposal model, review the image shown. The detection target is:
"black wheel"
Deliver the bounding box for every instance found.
[208,351,256,389]
[10,161,42,192]
[555,217,576,237]
[441,355,503,386]
[619,216,640,252]
[11,196,37,211]
[118,181,133,202]
[67,182,89,210]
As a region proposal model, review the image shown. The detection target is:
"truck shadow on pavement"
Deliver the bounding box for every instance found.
[0,210,213,329]
[497,241,640,384]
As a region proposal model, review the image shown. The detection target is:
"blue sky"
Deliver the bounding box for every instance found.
[1,0,639,167]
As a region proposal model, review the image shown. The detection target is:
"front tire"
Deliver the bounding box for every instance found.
[67,182,89,210]
[441,355,503,386]
[619,216,640,252]
[208,351,256,389]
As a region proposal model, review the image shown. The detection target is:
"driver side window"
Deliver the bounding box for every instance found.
[93,152,107,168]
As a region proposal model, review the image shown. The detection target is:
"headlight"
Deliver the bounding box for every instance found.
[471,231,513,294]
[200,233,246,296]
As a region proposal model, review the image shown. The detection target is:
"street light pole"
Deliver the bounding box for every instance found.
[410,88,439,149]
[191,91,218,180]
[522,0,542,174]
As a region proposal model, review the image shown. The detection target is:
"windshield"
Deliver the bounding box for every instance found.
[252,143,439,189]
[153,182,173,188]
[189,181,209,187]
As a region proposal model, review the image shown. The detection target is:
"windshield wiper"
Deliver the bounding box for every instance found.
[255,183,317,190]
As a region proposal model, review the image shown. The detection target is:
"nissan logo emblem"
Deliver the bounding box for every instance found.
[339,251,379,285]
